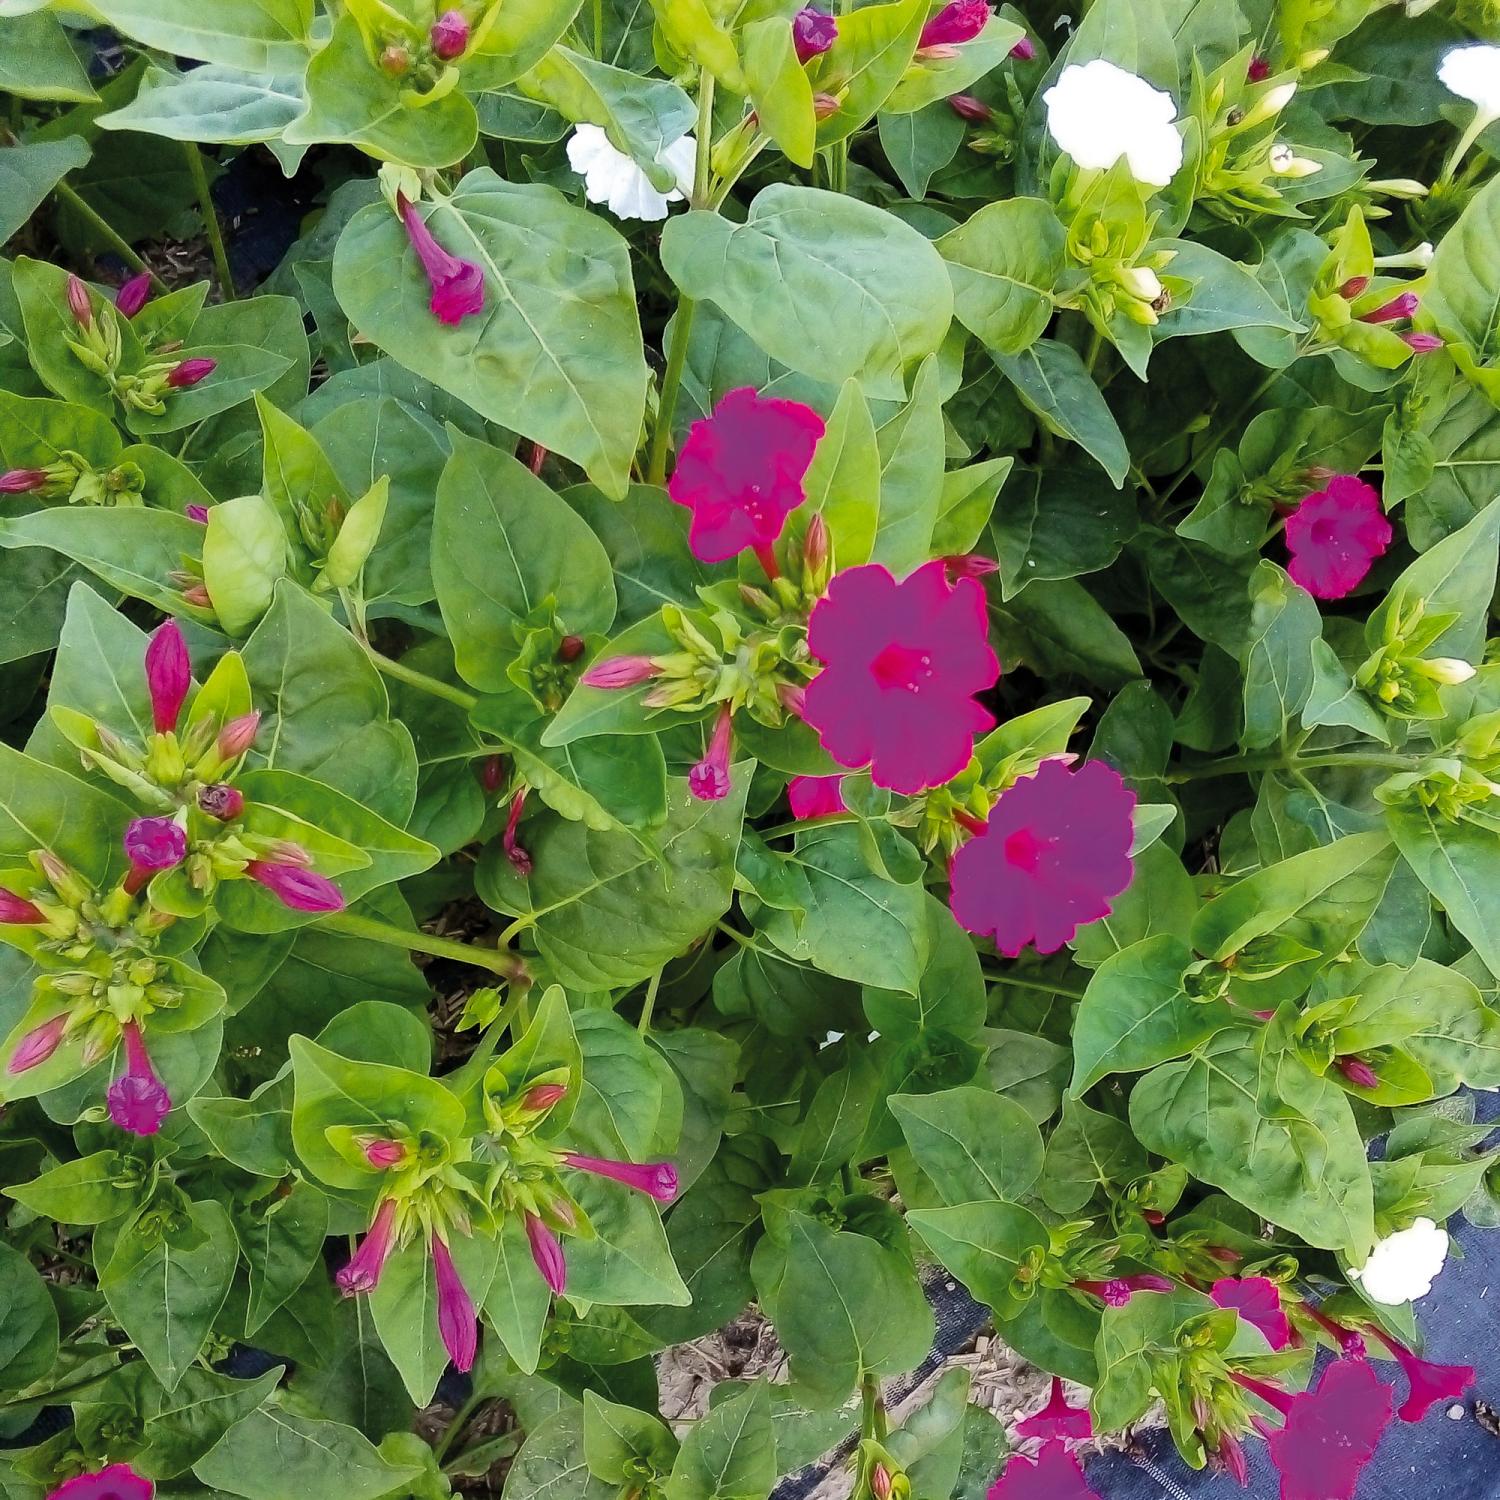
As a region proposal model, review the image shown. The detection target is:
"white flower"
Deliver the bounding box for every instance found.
[1438,43,1500,120]
[1043,59,1184,187]
[1349,1217,1450,1304]
[565,124,697,222]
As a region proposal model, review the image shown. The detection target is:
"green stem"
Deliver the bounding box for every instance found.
[638,968,662,1034]
[1167,749,1413,784]
[757,811,859,841]
[860,1373,887,1442]
[981,970,1087,1001]
[184,144,235,301]
[321,910,520,978]
[1439,109,1493,187]
[692,73,715,206]
[52,181,166,289]
[435,1392,486,1463]
[647,297,695,486]
[592,0,605,54]
[364,645,478,711]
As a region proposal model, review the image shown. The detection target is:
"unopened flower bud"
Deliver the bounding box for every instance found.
[8,1015,67,1075]
[1009,34,1035,59]
[1418,656,1477,685]
[557,634,586,662]
[1361,291,1420,324]
[1335,1054,1378,1090]
[430,8,470,58]
[181,584,212,609]
[812,92,841,119]
[1247,54,1271,82]
[1118,264,1163,301]
[777,680,808,718]
[0,469,46,493]
[1244,80,1297,126]
[804,511,829,575]
[167,358,216,389]
[948,92,992,122]
[792,6,837,62]
[217,711,261,759]
[0,887,46,925]
[362,1137,408,1169]
[481,754,505,793]
[67,274,93,328]
[115,273,152,319]
[871,1464,892,1500]
[524,1082,568,1111]
[197,783,245,821]
[380,43,411,74]
[1339,275,1370,299]
[581,655,659,689]
[185,504,210,523]
[1402,332,1444,353]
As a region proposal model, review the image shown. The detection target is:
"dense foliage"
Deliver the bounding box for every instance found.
[1,2,1499,1498]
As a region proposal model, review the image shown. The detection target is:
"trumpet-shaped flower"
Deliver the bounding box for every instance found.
[1043,60,1183,186]
[566,125,697,222]
[107,1021,170,1136]
[1283,475,1392,600]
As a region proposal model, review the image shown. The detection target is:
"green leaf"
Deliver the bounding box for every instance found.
[1426,174,1500,405]
[905,1200,1051,1320]
[202,494,290,637]
[812,0,926,145]
[7,1150,148,1226]
[433,431,616,691]
[1152,240,1305,343]
[96,64,305,143]
[1040,1096,1149,1215]
[80,0,312,69]
[484,1213,553,1374]
[939,198,1070,357]
[0,13,96,100]
[992,341,1128,487]
[1241,561,1321,751]
[0,139,92,244]
[803,378,883,567]
[238,1180,329,1335]
[194,1404,421,1500]
[879,102,965,200]
[583,1392,679,1484]
[0,1241,58,1392]
[130,1364,283,1480]
[478,774,746,989]
[100,1200,239,1391]
[988,465,1136,598]
[872,355,945,572]
[334,168,647,497]
[665,1381,776,1500]
[651,0,745,90]
[1388,804,1500,978]
[743,20,816,170]
[890,1087,1045,1204]
[504,1408,616,1500]
[660,185,953,403]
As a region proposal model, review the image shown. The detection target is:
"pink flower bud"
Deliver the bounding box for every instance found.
[871,1464,892,1500]
[185,504,210,523]
[362,1137,407,1169]
[0,469,46,493]
[145,620,191,733]
[524,1082,568,1111]
[558,634,586,662]
[197,783,244,821]
[792,6,838,61]
[1009,34,1035,58]
[8,1015,67,1075]
[777,680,807,718]
[67,275,93,328]
[562,1152,680,1202]
[107,1021,171,1135]
[918,0,990,48]
[812,93,841,119]
[431,1233,478,1371]
[1359,291,1419,324]
[504,789,532,875]
[1247,54,1271,82]
[124,816,187,873]
[246,861,346,913]
[181,584,212,608]
[217,711,261,759]
[336,1198,399,1295]
[166,358,216,389]
[0,887,46,925]
[1335,1054,1378,1090]
[115,273,152,319]
[948,93,992,122]
[430,8,471,58]
[804,511,829,574]
[481,754,505,794]
[380,44,411,74]
[581,655,659,689]
[942,552,999,581]
[1402,332,1443,353]
[525,1212,567,1294]
[1339,276,1370,299]
[689,706,734,803]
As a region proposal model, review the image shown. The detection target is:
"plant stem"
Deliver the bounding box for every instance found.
[647,298,695,486]
[638,968,662,1034]
[593,0,605,54]
[364,645,478,711]
[1166,749,1413,784]
[435,1392,486,1462]
[981,969,1087,1001]
[860,1373,887,1442]
[184,144,235,301]
[1439,109,1493,187]
[52,181,166,289]
[757,811,859,840]
[321,910,520,978]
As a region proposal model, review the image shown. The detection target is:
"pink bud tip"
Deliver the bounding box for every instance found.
[1009,34,1035,58]
[185,504,210,523]
[0,469,46,493]
[197,783,245,821]
[431,1233,478,1371]
[792,6,838,61]
[581,655,659,689]
[1142,1208,1165,1226]
[430,8,471,57]
[115,273,152,319]
[1247,54,1271,82]
[523,1082,568,1111]
[562,1152,680,1203]
[1335,1054,1379,1089]
[526,1212,568,1295]
[1401,332,1443,353]
[948,92,992,122]
[181,584,212,608]
[67,275,93,328]
[167,358,217,389]
[480,754,505,794]
[558,634,586,662]
[1360,291,1419,324]
[0,887,46,925]
[812,92,841,119]
[145,619,191,734]
[942,552,1000,581]
[8,1015,67,1075]
[217,711,261,759]
[804,511,829,572]
[503,789,532,876]
[871,1464,892,1500]
[362,1137,408,1169]
[124,816,187,873]
[246,861,346,914]
[1339,276,1370,299]
[918,0,991,48]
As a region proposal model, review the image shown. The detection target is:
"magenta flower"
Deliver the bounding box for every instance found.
[582,655,660,689]
[198,784,245,821]
[1334,1054,1378,1090]
[1016,1377,1093,1442]
[667,386,825,575]
[526,1212,567,1294]
[145,620,191,734]
[1360,291,1419,324]
[0,468,46,493]
[949,759,1135,956]
[46,1463,154,1500]
[792,7,837,61]
[803,561,998,794]
[185,503,210,523]
[430,8,470,58]
[1283,476,1392,600]
[107,1021,171,1136]
[689,705,734,802]
[503,788,533,875]
[398,194,485,327]
[563,1152,679,1202]
[431,1234,478,1372]
[1367,1327,1474,1422]
[124,816,187,873]
[919,0,991,47]
[218,711,261,758]
[0,887,46,925]
[166,358,216,389]
[1071,1274,1173,1306]
[788,774,845,820]
[115,273,152,319]
[1210,1277,1291,1350]
[362,1137,408,1169]
[1259,1359,1394,1500]
[67,275,92,329]
[1010,34,1035,58]
[246,861,346,914]
[336,1198,399,1295]
[8,1015,67,1075]
[987,1441,1099,1500]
